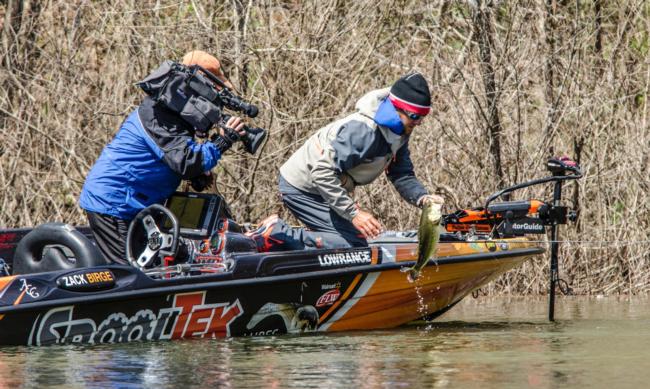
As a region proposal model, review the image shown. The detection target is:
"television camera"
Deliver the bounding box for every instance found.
[137,60,267,155]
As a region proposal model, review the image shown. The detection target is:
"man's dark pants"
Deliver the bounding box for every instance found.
[85,211,130,265]
[271,175,367,250]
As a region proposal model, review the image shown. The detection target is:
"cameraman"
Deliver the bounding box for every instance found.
[79,51,245,264]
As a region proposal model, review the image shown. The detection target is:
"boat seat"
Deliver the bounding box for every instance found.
[13,223,108,275]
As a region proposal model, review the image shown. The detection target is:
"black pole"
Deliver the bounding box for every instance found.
[548,179,563,321]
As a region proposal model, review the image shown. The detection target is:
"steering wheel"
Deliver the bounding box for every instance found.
[126,204,180,269]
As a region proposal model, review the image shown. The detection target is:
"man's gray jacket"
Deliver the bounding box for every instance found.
[279,88,429,221]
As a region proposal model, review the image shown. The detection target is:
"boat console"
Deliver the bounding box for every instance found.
[125,191,257,274]
[164,192,230,239]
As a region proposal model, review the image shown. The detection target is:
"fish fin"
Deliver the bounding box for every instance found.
[407,268,420,282]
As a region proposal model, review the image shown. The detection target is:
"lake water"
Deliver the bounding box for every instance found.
[0,296,647,388]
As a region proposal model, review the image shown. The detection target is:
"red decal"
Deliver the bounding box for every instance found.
[316,289,341,307]
[185,306,213,337]
[171,292,204,339]
[204,302,243,338]
[171,292,243,339]
[0,233,17,249]
[0,233,17,243]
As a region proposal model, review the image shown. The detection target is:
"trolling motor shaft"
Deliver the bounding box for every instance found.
[546,157,582,321]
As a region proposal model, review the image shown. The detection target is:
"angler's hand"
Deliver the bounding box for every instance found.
[352,210,383,239]
[418,194,444,207]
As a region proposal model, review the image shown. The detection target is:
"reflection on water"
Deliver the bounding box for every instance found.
[1,296,648,388]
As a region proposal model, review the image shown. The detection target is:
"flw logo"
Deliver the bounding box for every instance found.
[28,291,243,346]
[316,289,340,307]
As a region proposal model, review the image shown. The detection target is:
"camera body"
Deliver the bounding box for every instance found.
[137,60,267,154]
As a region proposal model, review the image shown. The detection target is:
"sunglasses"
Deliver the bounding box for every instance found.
[399,109,424,121]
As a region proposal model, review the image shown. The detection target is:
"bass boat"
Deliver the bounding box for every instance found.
[0,158,581,346]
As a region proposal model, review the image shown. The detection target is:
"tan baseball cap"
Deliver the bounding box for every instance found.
[181,50,234,89]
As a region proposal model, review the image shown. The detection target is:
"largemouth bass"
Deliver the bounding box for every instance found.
[407,202,442,281]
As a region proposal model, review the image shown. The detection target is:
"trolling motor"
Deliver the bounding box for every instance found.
[137,60,268,155]
[442,157,582,321]
[544,157,582,321]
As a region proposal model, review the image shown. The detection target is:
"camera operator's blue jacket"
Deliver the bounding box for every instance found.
[79,97,222,220]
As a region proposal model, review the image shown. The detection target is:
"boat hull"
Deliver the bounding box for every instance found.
[0,240,543,346]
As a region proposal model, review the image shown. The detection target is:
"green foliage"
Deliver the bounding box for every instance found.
[495,1,514,26]
[612,201,625,224]
[186,3,194,15]
[634,92,646,108]
[630,31,649,57]
[450,2,471,19]
[446,37,466,51]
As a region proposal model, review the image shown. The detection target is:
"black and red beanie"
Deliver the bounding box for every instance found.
[388,73,431,116]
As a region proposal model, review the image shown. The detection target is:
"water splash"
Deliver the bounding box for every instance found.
[401,267,436,332]
[414,284,429,317]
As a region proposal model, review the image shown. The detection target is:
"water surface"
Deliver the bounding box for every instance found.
[0,296,647,388]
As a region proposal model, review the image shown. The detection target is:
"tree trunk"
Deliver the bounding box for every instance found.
[232,0,253,219]
[473,0,504,187]
[543,0,558,155]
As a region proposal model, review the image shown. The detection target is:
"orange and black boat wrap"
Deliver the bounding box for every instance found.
[0,238,543,346]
